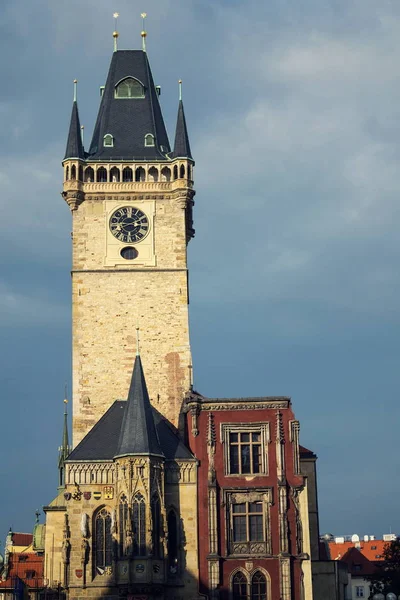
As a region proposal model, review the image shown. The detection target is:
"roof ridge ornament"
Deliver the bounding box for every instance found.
[113,12,120,52]
[136,326,140,356]
[141,13,147,52]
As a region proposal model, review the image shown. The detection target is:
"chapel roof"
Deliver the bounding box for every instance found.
[67,400,194,462]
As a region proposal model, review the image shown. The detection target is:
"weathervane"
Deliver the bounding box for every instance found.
[113,12,120,52]
[141,13,147,52]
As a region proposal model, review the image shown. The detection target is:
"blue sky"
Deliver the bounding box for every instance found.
[1,0,400,545]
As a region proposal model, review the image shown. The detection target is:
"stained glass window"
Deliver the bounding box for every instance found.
[232,571,248,600]
[133,493,146,556]
[95,508,112,568]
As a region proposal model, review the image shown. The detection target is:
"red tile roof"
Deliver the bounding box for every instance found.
[0,553,44,589]
[11,533,33,548]
[329,539,387,562]
[339,547,378,576]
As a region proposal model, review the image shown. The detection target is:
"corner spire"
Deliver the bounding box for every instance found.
[115,355,163,458]
[172,81,193,159]
[58,389,71,488]
[64,80,85,160]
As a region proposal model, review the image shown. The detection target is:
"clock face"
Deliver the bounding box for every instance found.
[109,206,149,243]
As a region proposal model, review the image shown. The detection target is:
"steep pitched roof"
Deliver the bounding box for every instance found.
[67,401,193,461]
[88,50,170,160]
[115,354,163,458]
[172,100,192,159]
[64,101,84,160]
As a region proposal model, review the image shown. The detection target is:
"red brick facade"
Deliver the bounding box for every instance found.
[186,393,310,599]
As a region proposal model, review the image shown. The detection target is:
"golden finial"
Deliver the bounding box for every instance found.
[178,79,182,101]
[113,12,119,52]
[141,13,147,52]
[73,79,78,102]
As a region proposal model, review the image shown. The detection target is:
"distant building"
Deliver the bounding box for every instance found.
[0,523,45,600]
[328,535,387,562]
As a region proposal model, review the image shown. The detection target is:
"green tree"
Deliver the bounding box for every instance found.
[368,538,400,597]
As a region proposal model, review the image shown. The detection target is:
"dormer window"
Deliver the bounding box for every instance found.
[104,134,114,147]
[145,133,155,147]
[115,77,144,99]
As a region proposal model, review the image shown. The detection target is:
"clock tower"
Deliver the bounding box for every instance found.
[63,47,195,445]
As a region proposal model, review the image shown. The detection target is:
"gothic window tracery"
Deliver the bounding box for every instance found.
[161,167,171,181]
[251,571,267,600]
[148,167,158,182]
[115,77,144,99]
[94,508,112,570]
[132,493,146,556]
[232,571,248,600]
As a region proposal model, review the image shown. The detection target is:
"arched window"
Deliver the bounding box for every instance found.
[148,167,158,182]
[188,164,193,180]
[104,134,114,147]
[251,571,267,600]
[151,495,161,557]
[110,167,120,182]
[232,571,248,600]
[161,167,171,182]
[85,167,94,182]
[173,165,178,180]
[71,165,76,180]
[135,167,145,182]
[145,133,155,147]
[115,77,144,99]
[119,495,128,556]
[78,165,83,181]
[180,164,185,179]
[167,510,178,573]
[132,493,146,556]
[65,166,70,180]
[123,167,133,182]
[97,167,107,183]
[95,508,112,570]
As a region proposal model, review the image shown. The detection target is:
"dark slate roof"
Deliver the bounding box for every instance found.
[172,100,192,159]
[64,101,84,160]
[88,50,170,161]
[67,402,194,462]
[115,354,163,458]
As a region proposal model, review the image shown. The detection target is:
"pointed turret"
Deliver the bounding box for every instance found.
[64,81,84,160]
[115,354,163,458]
[58,398,71,488]
[172,82,192,159]
[88,50,170,160]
